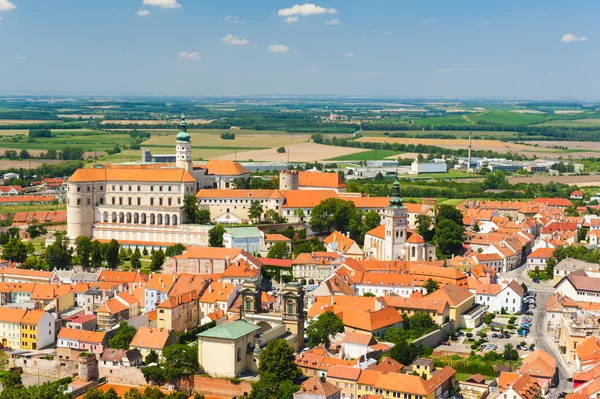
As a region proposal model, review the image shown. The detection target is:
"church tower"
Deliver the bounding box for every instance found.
[240,278,262,316]
[383,180,408,261]
[175,114,192,173]
[282,282,305,352]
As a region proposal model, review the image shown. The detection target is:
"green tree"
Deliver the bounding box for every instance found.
[90,240,103,268]
[19,149,30,159]
[142,247,149,256]
[82,389,105,399]
[108,321,137,350]
[545,256,557,276]
[145,349,159,365]
[306,311,344,347]
[267,242,290,259]
[249,200,264,224]
[3,237,27,263]
[196,208,211,224]
[162,343,199,377]
[257,339,299,381]
[565,206,579,217]
[578,227,589,242]
[143,387,166,399]
[437,204,464,225]
[309,198,358,233]
[433,219,464,257]
[44,234,72,270]
[415,214,434,242]
[233,177,250,189]
[424,278,439,294]
[483,171,510,190]
[0,370,22,387]
[150,249,165,271]
[265,209,285,224]
[503,343,519,361]
[130,251,142,270]
[104,388,120,399]
[208,225,225,247]
[484,314,495,325]
[183,194,201,224]
[165,243,186,257]
[75,236,92,268]
[124,388,144,399]
[104,239,121,268]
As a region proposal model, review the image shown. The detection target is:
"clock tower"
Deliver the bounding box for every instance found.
[383,180,408,260]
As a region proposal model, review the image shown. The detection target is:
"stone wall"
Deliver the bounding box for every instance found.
[10,357,78,379]
[99,365,147,386]
[412,321,454,349]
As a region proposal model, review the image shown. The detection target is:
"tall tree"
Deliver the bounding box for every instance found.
[257,339,299,381]
[415,214,434,242]
[424,278,439,294]
[309,198,358,233]
[150,249,165,271]
[104,239,121,268]
[90,240,103,268]
[248,200,264,224]
[267,242,290,259]
[108,322,137,350]
[130,251,142,270]
[437,204,463,225]
[182,195,200,224]
[208,225,225,247]
[2,237,27,263]
[433,219,464,258]
[44,234,72,270]
[306,311,344,347]
[196,209,211,224]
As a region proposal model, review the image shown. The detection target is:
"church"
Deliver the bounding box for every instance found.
[363,180,437,262]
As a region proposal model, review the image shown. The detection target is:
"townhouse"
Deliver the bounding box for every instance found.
[57,327,107,356]
[199,280,239,318]
[97,291,141,330]
[130,327,178,359]
[20,309,55,351]
[156,291,199,333]
[469,279,524,313]
[356,366,456,399]
[0,308,27,349]
[144,273,177,312]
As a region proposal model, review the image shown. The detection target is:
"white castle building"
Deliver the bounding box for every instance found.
[65,116,249,247]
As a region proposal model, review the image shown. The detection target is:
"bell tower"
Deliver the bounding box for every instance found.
[282,282,305,352]
[240,278,262,316]
[175,114,192,173]
[383,180,408,261]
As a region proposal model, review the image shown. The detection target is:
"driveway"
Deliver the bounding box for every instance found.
[501,263,571,394]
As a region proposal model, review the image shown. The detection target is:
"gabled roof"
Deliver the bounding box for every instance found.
[370,357,403,374]
[0,308,27,323]
[528,247,555,259]
[425,284,474,307]
[130,327,173,350]
[327,365,362,380]
[343,331,375,346]
[325,230,360,254]
[58,327,83,341]
[98,270,148,284]
[532,198,573,207]
[296,377,341,396]
[520,350,556,379]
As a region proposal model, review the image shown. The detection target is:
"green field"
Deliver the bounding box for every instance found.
[0,203,66,214]
[469,111,549,125]
[411,115,475,127]
[541,118,600,127]
[0,130,132,152]
[361,130,518,139]
[327,149,399,161]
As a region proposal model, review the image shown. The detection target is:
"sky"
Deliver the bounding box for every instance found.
[0,0,599,98]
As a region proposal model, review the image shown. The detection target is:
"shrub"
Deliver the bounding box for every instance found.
[276,146,286,153]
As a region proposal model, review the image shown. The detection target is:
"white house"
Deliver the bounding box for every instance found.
[555,269,600,304]
[342,332,376,360]
[223,227,263,254]
[470,280,524,313]
[526,247,554,272]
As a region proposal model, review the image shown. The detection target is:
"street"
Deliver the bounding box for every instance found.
[503,263,571,394]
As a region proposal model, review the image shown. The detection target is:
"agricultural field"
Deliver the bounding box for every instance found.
[215,142,366,162]
[327,149,399,161]
[0,130,133,152]
[541,118,600,127]
[360,130,518,139]
[0,119,57,125]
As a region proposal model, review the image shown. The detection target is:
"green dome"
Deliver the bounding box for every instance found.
[176,131,191,142]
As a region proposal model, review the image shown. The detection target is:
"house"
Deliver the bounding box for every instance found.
[0,268,52,284]
[156,291,199,333]
[261,233,293,257]
[20,309,56,351]
[144,273,177,312]
[0,185,23,196]
[519,350,557,392]
[223,226,263,254]
[497,372,542,399]
[199,280,239,318]
[30,283,75,312]
[100,348,144,368]
[531,198,573,208]
[0,308,27,349]
[384,294,450,326]
[325,366,361,399]
[294,377,341,399]
[555,269,600,304]
[356,367,456,399]
[221,259,261,286]
[57,327,107,355]
[295,347,360,378]
[425,284,480,328]
[163,247,261,275]
[470,279,524,313]
[97,291,141,330]
[11,210,67,227]
[130,327,178,359]
[571,190,584,200]
[342,332,376,360]
[526,248,555,272]
[553,258,600,283]
[97,270,148,286]
[296,170,347,193]
[370,357,403,374]
[324,231,364,259]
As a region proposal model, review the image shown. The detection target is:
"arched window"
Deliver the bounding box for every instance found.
[411,246,416,257]
[236,347,241,362]
[245,298,253,311]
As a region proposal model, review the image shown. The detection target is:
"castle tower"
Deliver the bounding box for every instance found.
[282,282,305,352]
[383,180,408,261]
[240,278,262,316]
[279,170,299,190]
[175,114,192,173]
[66,180,96,239]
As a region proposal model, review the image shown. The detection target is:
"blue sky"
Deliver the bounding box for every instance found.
[0,0,598,98]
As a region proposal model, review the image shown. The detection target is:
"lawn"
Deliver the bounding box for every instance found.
[527,270,552,281]
[0,203,66,214]
[327,149,399,161]
[454,372,495,382]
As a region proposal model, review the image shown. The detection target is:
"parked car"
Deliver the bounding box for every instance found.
[516,345,522,350]
[518,330,528,336]
[503,333,511,338]
[491,333,498,338]
[525,310,534,315]
[532,278,541,283]
[440,341,450,346]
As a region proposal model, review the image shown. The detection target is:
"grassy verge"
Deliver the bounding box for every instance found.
[0,204,66,213]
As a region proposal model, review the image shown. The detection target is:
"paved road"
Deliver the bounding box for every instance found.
[502,263,571,394]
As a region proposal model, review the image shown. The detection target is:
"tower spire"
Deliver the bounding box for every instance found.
[389,180,403,207]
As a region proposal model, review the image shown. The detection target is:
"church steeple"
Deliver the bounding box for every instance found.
[175,114,192,172]
[176,114,191,142]
[389,180,403,208]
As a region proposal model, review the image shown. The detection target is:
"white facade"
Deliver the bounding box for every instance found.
[555,277,600,304]
[0,320,21,349]
[410,159,448,174]
[36,312,57,350]
[473,285,523,313]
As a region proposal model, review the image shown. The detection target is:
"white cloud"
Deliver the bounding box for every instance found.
[382,31,392,35]
[520,66,528,71]
[345,52,355,57]
[0,16,3,20]
[137,9,151,16]
[284,16,299,23]
[437,68,456,73]
[179,51,200,61]
[307,65,318,71]
[562,33,587,42]
[267,44,290,52]
[325,18,340,25]
[278,3,336,17]
[143,0,181,9]
[221,34,250,46]
[15,55,26,61]
[224,16,241,24]
[480,20,490,25]
[0,0,16,12]
[421,18,437,23]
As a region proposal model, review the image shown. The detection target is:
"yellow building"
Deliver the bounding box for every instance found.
[0,308,27,349]
[156,291,199,333]
[325,365,361,399]
[20,309,56,351]
[356,367,456,399]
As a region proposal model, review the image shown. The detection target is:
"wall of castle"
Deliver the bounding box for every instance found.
[10,356,78,379]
